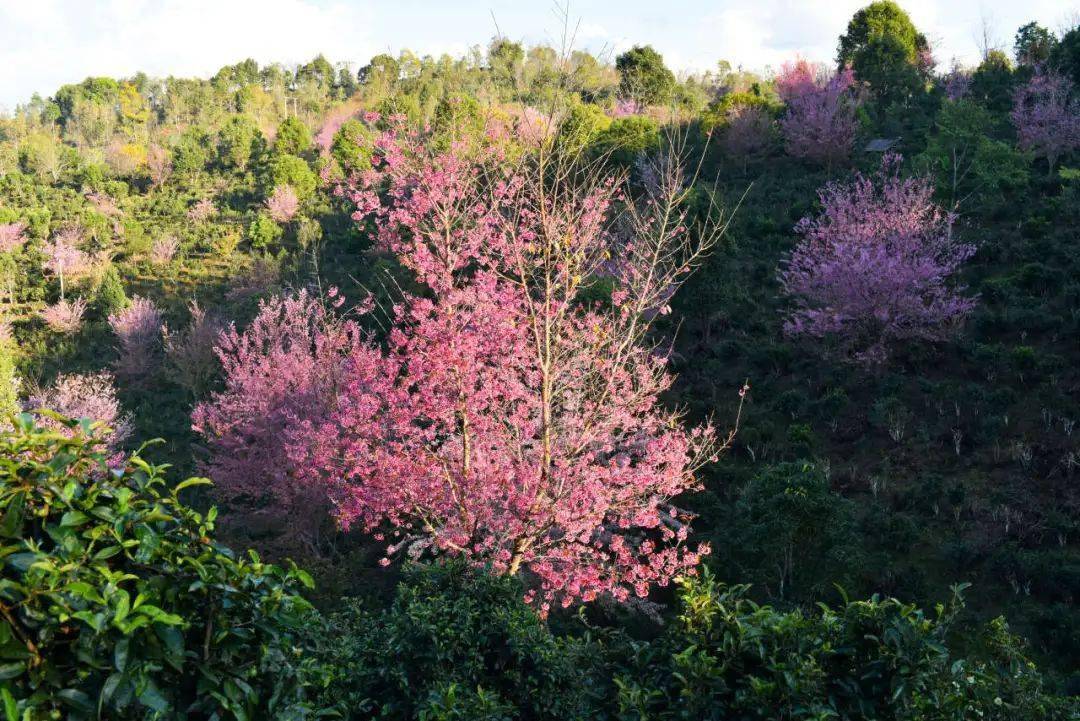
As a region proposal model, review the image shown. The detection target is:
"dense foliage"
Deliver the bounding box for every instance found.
[0,0,1079,714]
[0,417,317,719]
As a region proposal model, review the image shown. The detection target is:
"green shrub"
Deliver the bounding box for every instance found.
[330,119,375,173]
[0,417,319,719]
[94,265,129,317]
[247,212,283,250]
[313,561,589,720]
[274,117,313,157]
[266,154,317,200]
[590,116,661,167]
[614,570,1074,720]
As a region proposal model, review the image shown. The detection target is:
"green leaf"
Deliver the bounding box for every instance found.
[137,681,170,712]
[173,477,213,493]
[114,638,129,672]
[112,590,130,626]
[57,688,95,714]
[5,553,36,572]
[0,663,22,680]
[59,510,89,527]
[0,494,25,539]
[93,545,122,561]
[0,686,15,721]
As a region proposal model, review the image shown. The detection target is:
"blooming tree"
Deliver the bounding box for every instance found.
[777,62,860,168]
[774,58,820,103]
[146,144,172,186]
[26,371,131,452]
[1011,69,1080,174]
[721,104,773,172]
[163,300,226,397]
[42,228,92,299]
[265,185,300,223]
[942,66,972,102]
[187,198,214,222]
[108,296,164,380]
[0,222,27,254]
[277,123,732,609]
[149,235,180,265]
[779,155,977,365]
[40,297,87,334]
[192,290,361,554]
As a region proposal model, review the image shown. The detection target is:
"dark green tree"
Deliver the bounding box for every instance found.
[837,1,931,107]
[1050,25,1080,85]
[1014,22,1057,67]
[274,116,312,156]
[217,115,263,169]
[615,45,675,105]
[488,38,525,92]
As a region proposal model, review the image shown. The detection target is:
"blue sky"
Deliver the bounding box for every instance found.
[1,0,1077,111]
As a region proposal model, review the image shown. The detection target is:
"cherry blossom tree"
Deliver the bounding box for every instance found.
[720,104,774,172]
[265,185,300,223]
[779,155,977,365]
[40,297,87,334]
[191,290,362,554]
[187,198,214,222]
[276,123,735,610]
[163,300,226,397]
[108,296,164,380]
[1011,68,1080,174]
[26,371,131,452]
[0,222,27,254]
[774,58,820,103]
[149,235,180,265]
[42,228,92,300]
[777,62,860,168]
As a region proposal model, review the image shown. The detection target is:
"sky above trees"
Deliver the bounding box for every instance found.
[0,0,1076,110]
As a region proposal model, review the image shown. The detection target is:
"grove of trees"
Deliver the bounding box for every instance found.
[0,1,1077,717]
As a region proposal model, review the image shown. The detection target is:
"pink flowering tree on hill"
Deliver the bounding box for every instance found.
[192,290,363,555]
[309,129,732,609]
[1011,68,1080,174]
[776,60,861,168]
[108,296,164,381]
[196,122,737,608]
[43,228,92,300]
[779,156,977,365]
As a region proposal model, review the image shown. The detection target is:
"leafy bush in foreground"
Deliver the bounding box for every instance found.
[314,562,591,721]
[614,570,1074,720]
[0,416,318,719]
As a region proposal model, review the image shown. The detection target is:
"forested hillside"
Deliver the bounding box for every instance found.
[0,1,1078,718]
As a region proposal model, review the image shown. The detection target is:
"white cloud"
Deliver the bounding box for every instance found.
[0,0,376,110]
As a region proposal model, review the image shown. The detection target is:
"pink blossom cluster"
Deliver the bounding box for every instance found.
[1011,68,1080,173]
[272,121,716,608]
[146,144,172,186]
[611,97,643,118]
[40,297,87,334]
[164,301,226,396]
[942,67,972,102]
[0,222,27,254]
[192,290,361,552]
[27,372,132,452]
[721,104,773,166]
[265,185,300,223]
[315,101,363,153]
[43,229,92,298]
[149,235,180,265]
[187,198,215,222]
[108,296,164,380]
[777,61,860,167]
[779,155,977,365]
